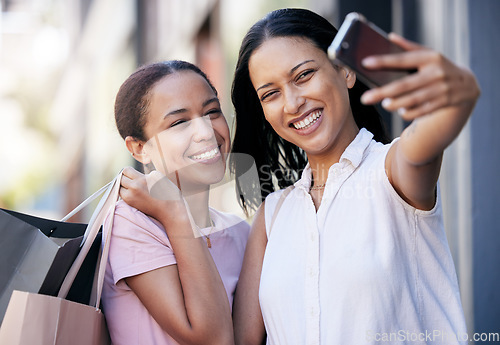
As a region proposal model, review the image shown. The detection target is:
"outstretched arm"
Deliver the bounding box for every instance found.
[361,33,480,209]
[119,167,234,345]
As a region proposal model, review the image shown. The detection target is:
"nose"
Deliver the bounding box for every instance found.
[283,86,305,114]
[191,116,215,142]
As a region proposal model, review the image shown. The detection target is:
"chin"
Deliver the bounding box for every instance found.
[301,139,334,157]
[188,162,226,187]
[204,165,226,185]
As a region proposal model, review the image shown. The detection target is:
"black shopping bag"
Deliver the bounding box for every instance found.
[0,208,101,323]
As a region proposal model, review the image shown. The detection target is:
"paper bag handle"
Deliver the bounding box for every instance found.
[57,170,122,303]
[60,180,114,223]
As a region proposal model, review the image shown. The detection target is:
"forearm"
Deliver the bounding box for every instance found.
[387,104,471,209]
[360,33,480,165]
[172,234,234,334]
[159,215,234,344]
[398,101,474,165]
[120,169,234,344]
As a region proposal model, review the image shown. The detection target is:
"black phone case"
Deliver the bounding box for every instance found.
[328,13,412,88]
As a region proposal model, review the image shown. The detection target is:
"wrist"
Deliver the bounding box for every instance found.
[154,201,191,227]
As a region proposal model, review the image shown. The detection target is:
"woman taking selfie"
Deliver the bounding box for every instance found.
[231,8,479,345]
[102,60,249,345]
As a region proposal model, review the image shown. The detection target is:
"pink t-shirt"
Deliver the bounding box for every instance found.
[101,200,250,345]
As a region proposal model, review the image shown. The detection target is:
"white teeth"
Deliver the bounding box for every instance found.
[190,148,219,160]
[293,111,322,130]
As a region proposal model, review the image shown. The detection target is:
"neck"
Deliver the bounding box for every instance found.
[183,186,211,228]
[307,125,359,186]
[167,171,212,227]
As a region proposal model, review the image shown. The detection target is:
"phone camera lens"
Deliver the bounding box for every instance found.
[341,42,350,50]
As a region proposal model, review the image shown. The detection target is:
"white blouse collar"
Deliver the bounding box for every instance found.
[295,128,374,190]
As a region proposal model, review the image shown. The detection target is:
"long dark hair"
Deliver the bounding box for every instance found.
[115,60,217,142]
[230,8,390,213]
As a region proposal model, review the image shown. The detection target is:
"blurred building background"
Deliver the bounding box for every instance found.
[1,0,498,340]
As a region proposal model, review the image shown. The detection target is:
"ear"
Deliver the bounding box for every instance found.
[125,136,151,164]
[343,67,356,89]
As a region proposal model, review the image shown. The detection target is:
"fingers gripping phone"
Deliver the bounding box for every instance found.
[328,12,413,88]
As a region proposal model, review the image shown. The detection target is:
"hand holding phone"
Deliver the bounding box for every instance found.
[328,12,413,88]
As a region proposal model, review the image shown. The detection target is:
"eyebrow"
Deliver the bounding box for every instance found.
[203,97,220,107]
[163,97,220,118]
[256,60,315,93]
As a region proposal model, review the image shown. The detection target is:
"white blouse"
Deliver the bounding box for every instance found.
[261,128,467,345]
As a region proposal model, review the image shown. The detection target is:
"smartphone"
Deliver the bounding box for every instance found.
[328,12,412,88]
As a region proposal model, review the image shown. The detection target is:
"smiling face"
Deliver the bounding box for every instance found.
[139,70,230,189]
[249,36,359,160]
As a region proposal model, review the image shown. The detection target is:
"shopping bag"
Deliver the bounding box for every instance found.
[0,291,109,344]
[0,171,122,345]
[0,181,112,323]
